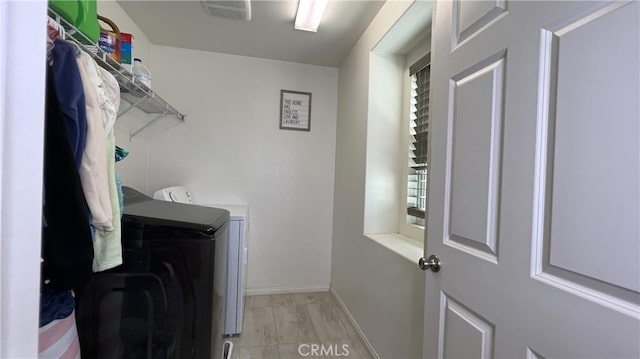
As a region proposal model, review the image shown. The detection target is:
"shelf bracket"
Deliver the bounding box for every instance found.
[130,112,168,139]
[117,94,149,119]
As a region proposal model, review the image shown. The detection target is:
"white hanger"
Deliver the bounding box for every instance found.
[47,16,66,40]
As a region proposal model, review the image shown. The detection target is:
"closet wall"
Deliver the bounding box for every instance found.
[97,1,152,192]
[331,2,426,358]
[95,1,339,294]
[146,45,338,293]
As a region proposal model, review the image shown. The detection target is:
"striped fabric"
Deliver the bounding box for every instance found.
[39,310,81,359]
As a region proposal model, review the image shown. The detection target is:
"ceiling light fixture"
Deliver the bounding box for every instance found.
[294,0,328,32]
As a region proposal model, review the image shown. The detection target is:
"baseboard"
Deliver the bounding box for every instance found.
[246,285,330,296]
[329,287,380,359]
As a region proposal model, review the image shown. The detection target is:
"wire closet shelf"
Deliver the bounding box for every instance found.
[48,8,186,138]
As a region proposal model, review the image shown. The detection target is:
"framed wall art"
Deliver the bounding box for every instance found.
[280,90,312,131]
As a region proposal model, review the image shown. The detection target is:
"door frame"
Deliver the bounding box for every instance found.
[0,1,48,357]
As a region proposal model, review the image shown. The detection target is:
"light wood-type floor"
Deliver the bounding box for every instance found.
[227,292,373,359]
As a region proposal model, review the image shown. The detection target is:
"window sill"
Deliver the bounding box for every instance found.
[364,233,424,264]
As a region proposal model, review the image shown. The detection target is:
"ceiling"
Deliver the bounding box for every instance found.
[118,0,386,67]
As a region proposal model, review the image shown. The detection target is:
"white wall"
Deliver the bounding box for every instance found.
[98,1,153,193]
[364,53,404,234]
[146,45,338,293]
[114,127,150,192]
[331,1,427,358]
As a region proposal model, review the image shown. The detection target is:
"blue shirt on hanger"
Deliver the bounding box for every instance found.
[50,39,87,168]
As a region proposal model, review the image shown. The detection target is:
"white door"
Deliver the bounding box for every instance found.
[423,1,639,358]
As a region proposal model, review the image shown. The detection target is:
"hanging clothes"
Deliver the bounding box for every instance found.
[100,67,120,134]
[92,66,123,272]
[76,51,114,233]
[42,69,94,291]
[93,133,122,271]
[115,146,129,217]
[50,39,87,167]
[39,287,75,327]
[41,29,126,359]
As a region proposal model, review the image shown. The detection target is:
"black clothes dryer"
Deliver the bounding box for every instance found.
[77,187,229,359]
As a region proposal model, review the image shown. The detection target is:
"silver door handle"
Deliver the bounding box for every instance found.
[418,254,441,272]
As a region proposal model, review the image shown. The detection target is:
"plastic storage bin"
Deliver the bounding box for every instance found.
[49,0,99,43]
[77,0,99,43]
[49,0,79,25]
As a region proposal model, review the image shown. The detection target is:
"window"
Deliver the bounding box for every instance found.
[363,18,431,244]
[406,55,430,227]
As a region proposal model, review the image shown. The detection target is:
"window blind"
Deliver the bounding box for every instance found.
[407,55,430,224]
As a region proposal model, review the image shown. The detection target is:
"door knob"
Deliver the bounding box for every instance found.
[418,254,441,272]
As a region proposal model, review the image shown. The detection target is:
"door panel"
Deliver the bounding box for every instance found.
[424,1,640,358]
[525,348,545,359]
[536,1,640,294]
[446,53,505,263]
[439,293,494,359]
[454,0,507,46]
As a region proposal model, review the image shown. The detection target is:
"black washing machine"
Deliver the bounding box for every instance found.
[77,187,229,359]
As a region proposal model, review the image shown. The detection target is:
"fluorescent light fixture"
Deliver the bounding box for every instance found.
[295,0,328,32]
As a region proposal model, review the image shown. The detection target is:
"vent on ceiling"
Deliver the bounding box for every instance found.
[201,0,252,21]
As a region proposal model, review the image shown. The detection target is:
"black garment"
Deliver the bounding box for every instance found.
[42,69,93,291]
